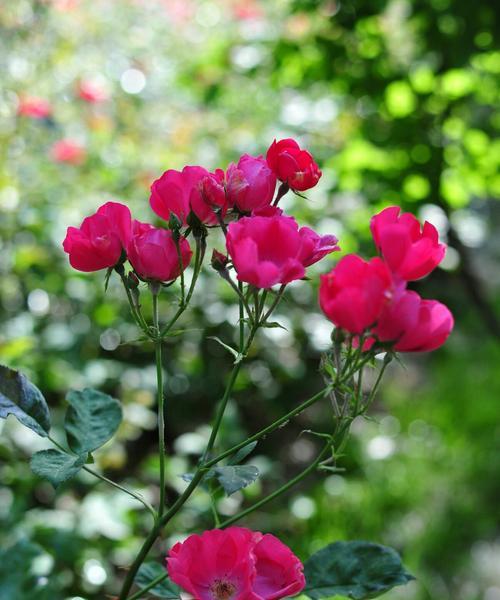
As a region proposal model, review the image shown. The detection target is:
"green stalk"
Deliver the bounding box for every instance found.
[128,572,169,600]
[205,386,332,469]
[219,443,332,528]
[152,291,166,517]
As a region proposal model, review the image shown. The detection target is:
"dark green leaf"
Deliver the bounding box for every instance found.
[64,388,122,454]
[135,562,181,598]
[30,449,86,488]
[213,465,259,495]
[0,365,50,437]
[227,441,258,465]
[304,541,415,599]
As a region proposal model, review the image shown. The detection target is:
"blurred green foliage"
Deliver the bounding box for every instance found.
[0,0,499,599]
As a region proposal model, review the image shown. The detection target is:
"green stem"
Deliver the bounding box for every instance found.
[118,470,205,600]
[238,281,245,351]
[260,285,285,324]
[219,443,332,528]
[47,436,155,518]
[201,325,258,462]
[128,572,169,600]
[152,292,166,518]
[119,272,149,333]
[160,236,205,338]
[82,466,156,518]
[205,386,331,469]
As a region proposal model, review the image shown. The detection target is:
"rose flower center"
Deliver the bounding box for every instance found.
[210,579,236,600]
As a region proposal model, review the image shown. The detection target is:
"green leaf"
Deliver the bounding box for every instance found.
[64,388,122,454]
[227,441,258,465]
[135,562,181,598]
[304,541,415,599]
[0,539,48,599]
[30,449,86,488]
[0,364,50,437]
[212,465,259,495]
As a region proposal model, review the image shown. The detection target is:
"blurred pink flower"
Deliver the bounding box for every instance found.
[50,139,86,165]
[17,96,52,119]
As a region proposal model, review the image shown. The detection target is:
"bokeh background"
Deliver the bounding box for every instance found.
[1,0,499,598]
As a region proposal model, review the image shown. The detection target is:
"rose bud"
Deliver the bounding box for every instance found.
[127,221,192,282]
[211,249,229,272]
[370,206,446,281]
[319,254,393,334]
[62,202,132,272]
[199,169,227,211]
[226,154,276,212]
[226,213,338,289]
[266,138,322,191]
[167,527,305,600]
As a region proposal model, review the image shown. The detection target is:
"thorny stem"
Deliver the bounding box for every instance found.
[119,271,149,333]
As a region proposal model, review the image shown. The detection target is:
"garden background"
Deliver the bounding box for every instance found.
[0,0,499,598]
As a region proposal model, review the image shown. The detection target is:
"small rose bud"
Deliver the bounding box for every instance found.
[211,249,229,272]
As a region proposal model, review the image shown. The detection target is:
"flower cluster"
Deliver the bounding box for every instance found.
[319,206,453,352]
[63,138,338,287]
[166,527,305,600]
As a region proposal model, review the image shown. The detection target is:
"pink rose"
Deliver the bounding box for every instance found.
[166,527,305,600]
[226,213,338,288]
[50,139,86,165]
[266,138,322,191]
[226,154,277,212]
[62,202,132,272]
[150,166,220,226]
[127,220,192,282]
[17,96,52,119]
[370,206,446,281]
[319,255,393,334]
[372,290,453,352]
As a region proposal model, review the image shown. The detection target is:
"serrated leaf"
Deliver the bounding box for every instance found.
[64,388,122,454]
[30,449,86,488]
[213,465,259,496]
[227,441,258,465]
[135,562,181,598]
[207,336,241,362]
[0,539,46,599]
[0,364,50,437]
[303,541,415,600]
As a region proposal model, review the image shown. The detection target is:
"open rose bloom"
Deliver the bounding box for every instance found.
[320,206,453,352]
[166,527,305,600]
